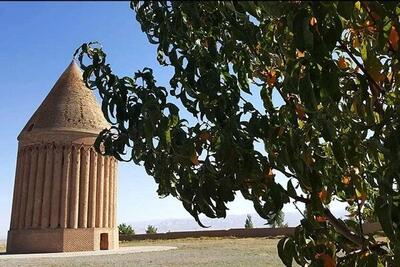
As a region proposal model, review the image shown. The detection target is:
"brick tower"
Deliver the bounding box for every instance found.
[7,61,118,253]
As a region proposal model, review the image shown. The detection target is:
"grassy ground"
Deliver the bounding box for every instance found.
[0,237,284,267]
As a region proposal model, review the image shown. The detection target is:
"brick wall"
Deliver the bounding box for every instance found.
[63,228,94,252]
[7,229,64,253]
[120,227,295,241]
[7,227,119,253]
[120,223,382,241]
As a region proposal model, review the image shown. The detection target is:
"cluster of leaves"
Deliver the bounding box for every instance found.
[118,223,135,236]
[346,186,378,224]
[145,225,158,234]
[74,1,400,266]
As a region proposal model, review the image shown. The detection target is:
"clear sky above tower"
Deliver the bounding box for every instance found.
[0,2,349,239]
[0,2,261,239]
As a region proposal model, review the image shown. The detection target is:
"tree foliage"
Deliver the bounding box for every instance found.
[74,1,400,266]
[245,214,254,229]
[145,225,158,234]
[268,210,287,228]
[118,223,135,236]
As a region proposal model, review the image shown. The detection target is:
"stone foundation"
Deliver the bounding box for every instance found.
[7,228,118,253]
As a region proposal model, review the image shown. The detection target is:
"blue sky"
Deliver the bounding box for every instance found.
[0,2,349,239]
[0,2,267,238]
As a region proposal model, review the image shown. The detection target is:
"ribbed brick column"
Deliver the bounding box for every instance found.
[79,147,90,228]
[96,155,104,227]
[18,149,31,229]
[41,145,54,228]
[103,157,110,228]
[50,146,62,228]
[69,146,80,229]
[60,146,71,228]
[88,149,97,228]
[109,158,114,227]
[10,148,24,230]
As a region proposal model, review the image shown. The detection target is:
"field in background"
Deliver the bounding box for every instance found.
[0,237,284,267]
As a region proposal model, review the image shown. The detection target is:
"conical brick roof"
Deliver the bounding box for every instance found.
[19,61,109,139]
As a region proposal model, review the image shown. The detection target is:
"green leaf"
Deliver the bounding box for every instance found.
[165,129,171,147]
[375,196,396,240]
[168,115,179,128]
[320,63,340,102]
[287,180,297,199]
[277,237,285,261]
[321,119,336,141]
[358,253,379,267]
[277,237,295,266]
[321,13,343,50]
[332,140,346,167]
[260,87,274,111]
[337,1,354,20]
[298,71,317,111]
[361,40,368,61]
[293,9,313,51]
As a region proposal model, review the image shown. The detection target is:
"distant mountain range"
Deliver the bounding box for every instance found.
[129,209,347,234]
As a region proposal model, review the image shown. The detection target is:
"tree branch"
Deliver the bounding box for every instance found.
[338,40,383,94]
[281,187,310,204]
[293,201,306,218]
[293,195,310,204]
[272,165,299,180]
[360,2,377,25]
[355,191,365,246]
[274,83,291,105]
[324,208,365,247]
[247,40,291,106]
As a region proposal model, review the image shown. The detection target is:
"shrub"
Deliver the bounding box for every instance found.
[244,214,254,229]
[118,223,135,236]
[145,225,158,234]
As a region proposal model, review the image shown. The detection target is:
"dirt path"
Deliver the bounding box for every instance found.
[0,237,284,267]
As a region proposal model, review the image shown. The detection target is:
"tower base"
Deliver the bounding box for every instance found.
[6,228,118,253]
